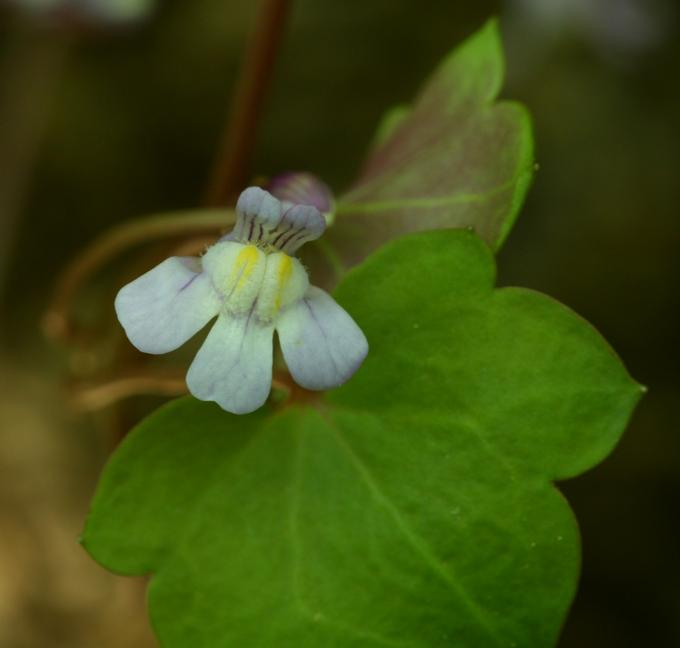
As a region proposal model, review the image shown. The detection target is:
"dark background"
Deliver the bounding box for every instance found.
[0,0,677,646]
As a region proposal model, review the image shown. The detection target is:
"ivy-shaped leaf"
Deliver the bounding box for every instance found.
[83,230,641,647]
[329,19,534,267]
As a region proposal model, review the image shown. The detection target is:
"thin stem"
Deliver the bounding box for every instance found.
[203,0,291,206]
[71,369,292,411]
[71,370,188,412]
[43,208,234,343]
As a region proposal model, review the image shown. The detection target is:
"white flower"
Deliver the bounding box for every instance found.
[115,187,368,414]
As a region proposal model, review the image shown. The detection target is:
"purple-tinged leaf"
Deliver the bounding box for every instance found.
[330,19,534,267]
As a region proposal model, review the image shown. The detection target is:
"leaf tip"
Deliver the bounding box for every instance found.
[480,15,501,38]
[470,15,505,85]
[427,16,506,109]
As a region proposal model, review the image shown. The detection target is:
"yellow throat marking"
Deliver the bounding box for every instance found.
[230,245,261,294]
[274,255,293,311]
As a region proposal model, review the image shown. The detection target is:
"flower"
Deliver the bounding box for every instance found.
[115,186,368,414]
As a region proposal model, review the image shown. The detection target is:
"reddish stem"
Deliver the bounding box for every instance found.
[203,0,291,206]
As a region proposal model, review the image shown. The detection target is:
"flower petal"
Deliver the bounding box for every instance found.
[186,313,275,414]
[115,257,220,354]
[276,286,368,390]
[232,186,326,254]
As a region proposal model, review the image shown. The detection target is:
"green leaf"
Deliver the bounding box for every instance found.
[83,230,641,647]
[330,19,534,267]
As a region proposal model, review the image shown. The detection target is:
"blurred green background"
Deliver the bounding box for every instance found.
[0,0,678,646]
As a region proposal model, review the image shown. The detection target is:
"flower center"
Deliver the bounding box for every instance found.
[202,242,308,322]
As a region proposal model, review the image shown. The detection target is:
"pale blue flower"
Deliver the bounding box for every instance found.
[115,187,368,414]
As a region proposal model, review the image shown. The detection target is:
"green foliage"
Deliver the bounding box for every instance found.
[330,19,534,267]
[83,230,641,647]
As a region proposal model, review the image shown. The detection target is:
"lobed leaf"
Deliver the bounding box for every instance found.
[329,19,534,267]
[83,230,641,647]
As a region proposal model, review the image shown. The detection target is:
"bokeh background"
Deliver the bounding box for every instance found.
[0,0,678,646]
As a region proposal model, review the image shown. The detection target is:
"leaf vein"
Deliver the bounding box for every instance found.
[319,410,506,648]
[336,179,515,216]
